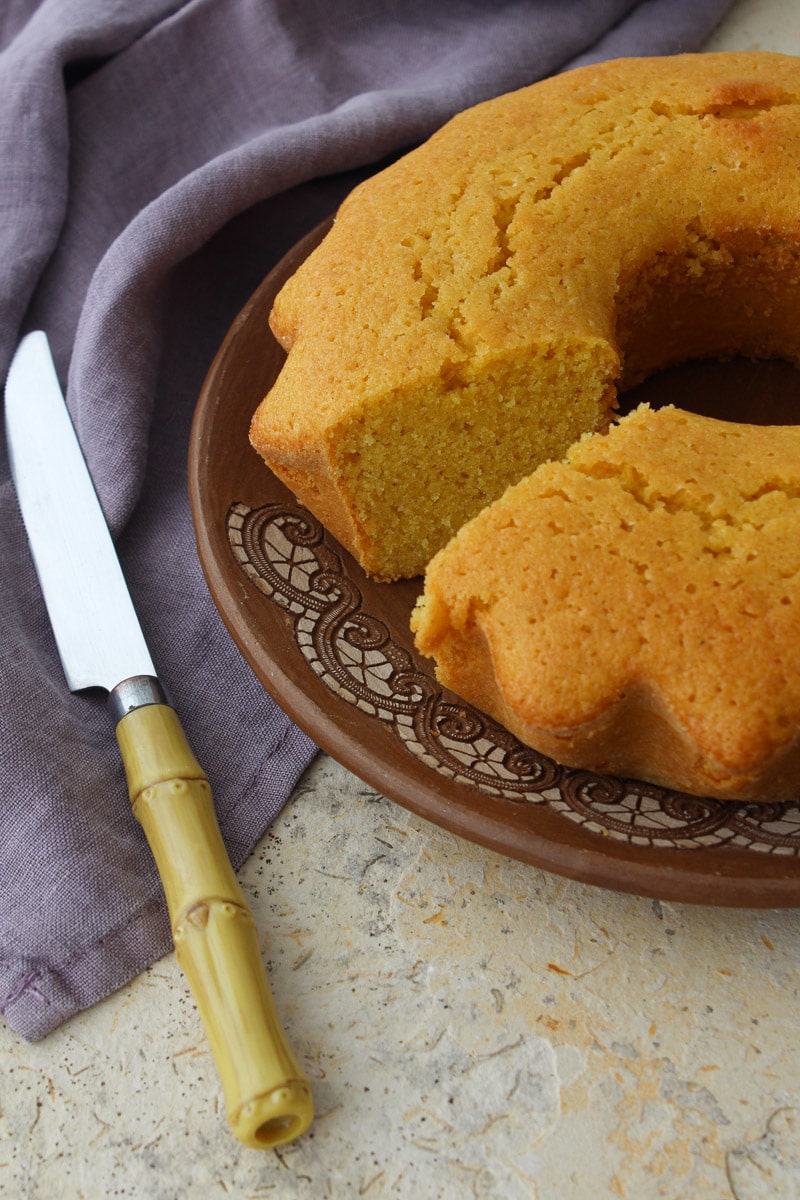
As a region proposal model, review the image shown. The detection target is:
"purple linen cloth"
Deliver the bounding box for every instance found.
[0,0,733,1041]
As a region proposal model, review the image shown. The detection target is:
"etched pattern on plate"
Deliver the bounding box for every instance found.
[228,501,800,856]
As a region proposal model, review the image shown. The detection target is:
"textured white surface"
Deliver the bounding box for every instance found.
[3,3,800,1196]
[3,757,800,1199]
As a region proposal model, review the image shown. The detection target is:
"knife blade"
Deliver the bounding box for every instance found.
[4,331,313,1149]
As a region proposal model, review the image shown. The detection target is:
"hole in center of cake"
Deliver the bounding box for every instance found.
[615,225,800,426]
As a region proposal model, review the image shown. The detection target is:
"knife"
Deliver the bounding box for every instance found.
[4,331,313,1149]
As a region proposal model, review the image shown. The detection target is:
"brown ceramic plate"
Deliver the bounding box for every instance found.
[189,220,800,908]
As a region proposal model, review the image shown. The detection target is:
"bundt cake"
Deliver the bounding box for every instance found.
[411,405,800,802]
[250,50,800,581]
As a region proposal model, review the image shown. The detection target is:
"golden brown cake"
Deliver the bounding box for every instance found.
[251,50,800,581]
[411,405,800,802]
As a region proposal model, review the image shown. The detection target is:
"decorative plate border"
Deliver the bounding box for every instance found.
[228,500,800,857]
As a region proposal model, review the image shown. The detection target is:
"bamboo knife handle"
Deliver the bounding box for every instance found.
[114,702,313,1148]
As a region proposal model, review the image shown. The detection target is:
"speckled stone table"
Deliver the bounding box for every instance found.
[3,3,800,1197]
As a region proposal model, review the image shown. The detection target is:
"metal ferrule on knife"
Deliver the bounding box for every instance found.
[107,675,169,723]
